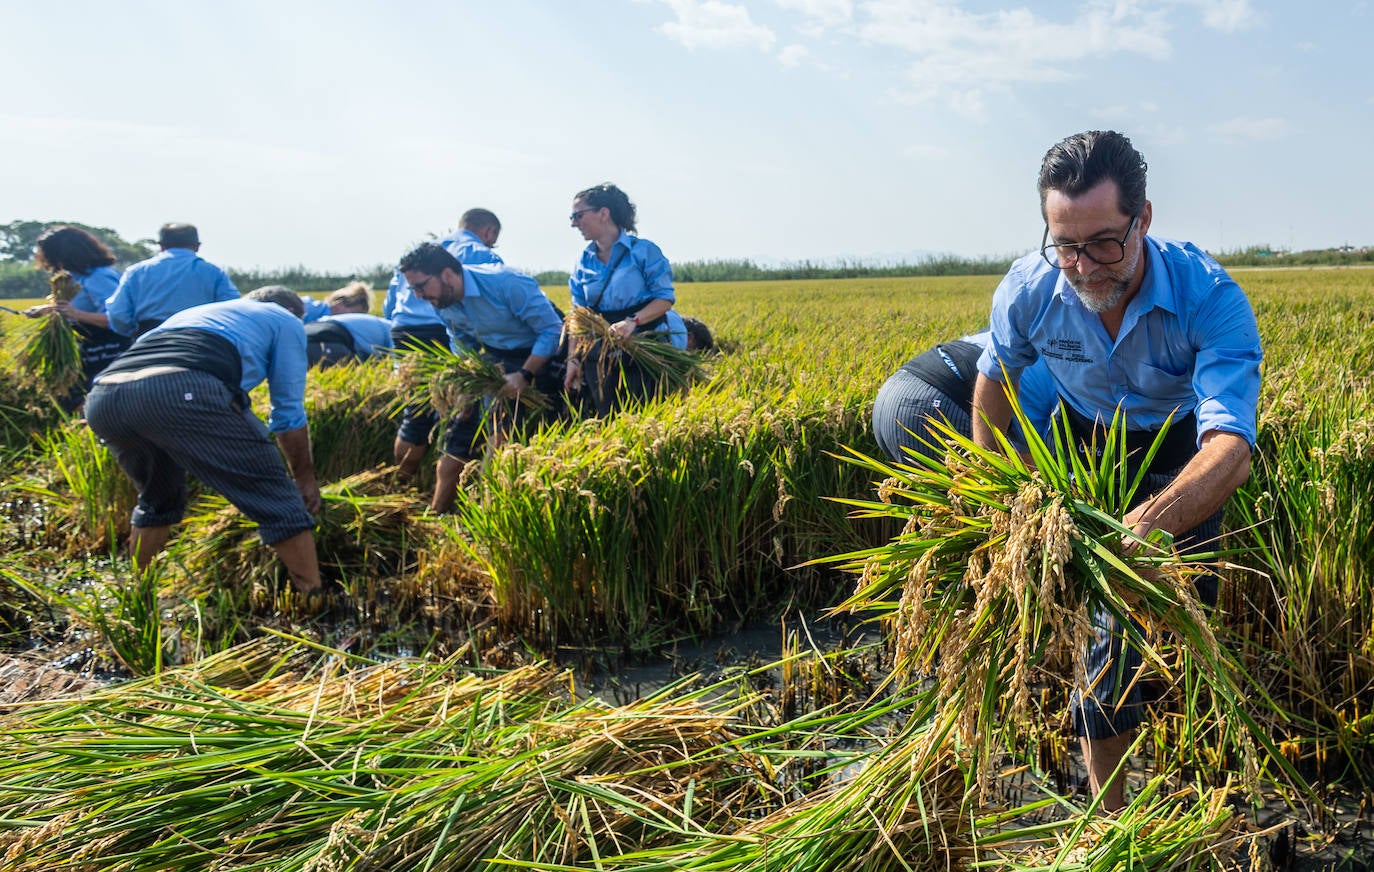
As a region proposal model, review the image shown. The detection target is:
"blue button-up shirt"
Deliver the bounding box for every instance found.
[320,313,393,358]
[105,248,240,336]
[385,230,503,328]
[146,299,309,433]
[569,231,675,314]
[69,265,122,315]
[977,236,1261,447]
[433,264,563,359]
[300,295,332,323]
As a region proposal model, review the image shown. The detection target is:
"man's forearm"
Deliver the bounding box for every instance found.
[1124,430,1252,538]
[971,373,1015,449]
[275,426,316,480]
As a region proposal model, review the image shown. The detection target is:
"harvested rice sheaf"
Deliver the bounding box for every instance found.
[394,341,549,417]
[826,399,1295,799]
[172,468,441,592]
[17,271,82,398]
[565,307,710,396]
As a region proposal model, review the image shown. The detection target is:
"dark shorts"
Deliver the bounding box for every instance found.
[1070,467,1223,739]
[392,323,450,448]
[84,369,314,545]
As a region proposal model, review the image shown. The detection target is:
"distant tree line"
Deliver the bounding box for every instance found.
[3,219,1370,300]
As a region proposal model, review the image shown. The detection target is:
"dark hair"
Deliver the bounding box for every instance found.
[247,285,305,318]
[459,208,501,234]
[397,242,461,276]
[575,183,637,234]
[683,316,714,351]
[34,226,116,274]
[159,223,200,248]
[1037,131,1148,219]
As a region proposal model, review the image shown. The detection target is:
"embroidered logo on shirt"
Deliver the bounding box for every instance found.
[1041,337,1094,364]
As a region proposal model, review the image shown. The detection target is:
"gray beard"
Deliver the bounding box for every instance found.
[1072,279,1129,313]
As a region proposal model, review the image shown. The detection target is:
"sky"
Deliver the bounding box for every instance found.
[2,1,1371,276]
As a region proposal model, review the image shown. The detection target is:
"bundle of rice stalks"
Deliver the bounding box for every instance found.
[565,307,711,395]
[302,358,401,480]
[17,271,82,398]
[172,468,440,593]
[822,392,1302,800]
[0,638,771,871]
[973,777,1253,870]
[395,340,550,417]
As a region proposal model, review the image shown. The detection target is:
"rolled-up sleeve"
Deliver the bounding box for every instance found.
[1190,279,1262,447]
[635,240,675,303]
[265,319,309,433]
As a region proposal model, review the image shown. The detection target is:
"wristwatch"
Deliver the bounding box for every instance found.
[518,367,535,384]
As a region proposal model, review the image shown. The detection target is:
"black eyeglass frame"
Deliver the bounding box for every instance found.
[1040,214,1139,269]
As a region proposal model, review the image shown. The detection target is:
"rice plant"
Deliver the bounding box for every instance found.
[820,390,1302,803]
[16,271,82,398]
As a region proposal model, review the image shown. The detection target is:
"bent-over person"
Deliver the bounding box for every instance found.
[85,287,323,594]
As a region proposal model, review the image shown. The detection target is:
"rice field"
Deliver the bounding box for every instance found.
[1,267,1372,869]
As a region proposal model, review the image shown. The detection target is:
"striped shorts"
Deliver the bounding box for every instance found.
[85,370,314,545]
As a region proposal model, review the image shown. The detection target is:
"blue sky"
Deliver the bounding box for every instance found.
[2,1,1370,275]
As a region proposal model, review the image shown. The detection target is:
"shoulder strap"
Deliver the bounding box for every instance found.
[587,238,634,310]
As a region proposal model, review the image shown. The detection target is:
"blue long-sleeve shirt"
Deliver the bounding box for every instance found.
[570,231,677,342]
[385,229,503,327]
[433,264,563,359]
[145,299,308,433]
[319,313,393,357]
[68,265,122,314]
[300,296,332,323]
[977,236,1262,447]
[105,248,240,336]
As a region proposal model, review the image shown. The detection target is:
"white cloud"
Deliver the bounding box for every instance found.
[1176,0,1261,32]
[778,43,811,66]
[854,1,1172,116]
[657,0,776,50]
[774,0,854,27]
[1209,117,1289,141]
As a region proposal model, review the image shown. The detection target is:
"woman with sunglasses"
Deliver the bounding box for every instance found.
[564,183,684,416]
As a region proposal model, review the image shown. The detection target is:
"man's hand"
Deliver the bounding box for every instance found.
[295,474,322,514]
[610,318,636,340]
[24,304,54,318]
[563,358,582,392]
[500,371,526,399]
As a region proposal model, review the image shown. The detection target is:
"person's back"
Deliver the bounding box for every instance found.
[105,224,239,336]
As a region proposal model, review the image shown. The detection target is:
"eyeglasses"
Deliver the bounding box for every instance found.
[1040,215,1138,268]
[410,275,435,295]
[569,207,599,222]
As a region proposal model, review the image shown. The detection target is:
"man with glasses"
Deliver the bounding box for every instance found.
[386,209,504,482]
[396,242,564,513]
[970,130,1262,812]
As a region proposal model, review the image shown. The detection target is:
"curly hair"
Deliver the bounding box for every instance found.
[34,226,116,274]
[575,183,637,234]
